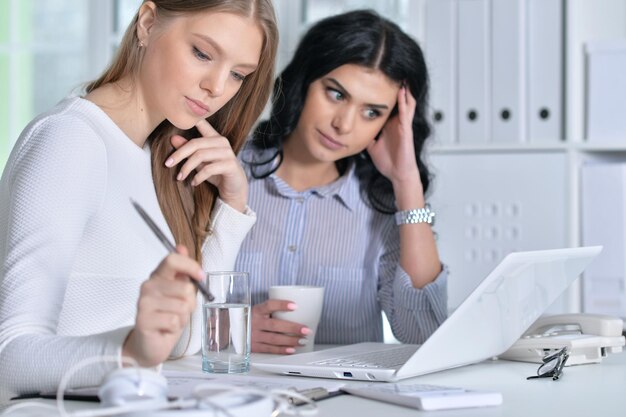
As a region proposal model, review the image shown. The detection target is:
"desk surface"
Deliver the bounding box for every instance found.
[164,349,626,417]
[3,349,626,416]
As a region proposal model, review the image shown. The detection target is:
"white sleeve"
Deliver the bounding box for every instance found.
[0,116,128,400]
[169,198,256,357]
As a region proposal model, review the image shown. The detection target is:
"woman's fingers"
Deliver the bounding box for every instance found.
[253,330,302,347]
[252,342,297,355]
[250,301,310,354]
[170,134,188,150]
[191,160,238,187]
[166,118,221,168]
[163,122,247,210]
[397,84,417,128]
[145,295,194,316]
[151,250,204,284]
[124,247,203,367]
[140,277,196,302]
[177,146,233,183]
[404,86,417,124]
[135,310,187,334]
[397,84,407,120]
[253,299,293,317]
[195,118,220,138]
[136,294,194,332]
[166,136,230,170]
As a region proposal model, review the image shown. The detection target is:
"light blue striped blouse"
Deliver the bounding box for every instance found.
[235,151,448,345]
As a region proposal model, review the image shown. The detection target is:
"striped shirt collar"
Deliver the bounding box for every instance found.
[267,162,360,211]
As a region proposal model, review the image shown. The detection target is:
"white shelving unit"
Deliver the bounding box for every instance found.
[422,0,626,314]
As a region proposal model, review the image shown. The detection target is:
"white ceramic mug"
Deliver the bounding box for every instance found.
[268,286,324,353]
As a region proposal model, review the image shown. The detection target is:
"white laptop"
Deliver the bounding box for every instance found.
[252,246,602,382]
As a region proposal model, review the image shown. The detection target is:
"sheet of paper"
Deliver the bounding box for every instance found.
[163,370,345,399]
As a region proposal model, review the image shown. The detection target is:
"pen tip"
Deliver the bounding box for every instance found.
[130,199,141,211]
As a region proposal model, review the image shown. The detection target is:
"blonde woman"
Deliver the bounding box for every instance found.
[0,0,277,398]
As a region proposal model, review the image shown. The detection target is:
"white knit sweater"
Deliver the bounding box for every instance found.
[0,97,256,400]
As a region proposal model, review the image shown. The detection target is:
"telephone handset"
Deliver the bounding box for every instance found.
[523,313,623,338]
[500,313,625,365]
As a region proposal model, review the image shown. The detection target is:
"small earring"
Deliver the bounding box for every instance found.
[138,40,145,48]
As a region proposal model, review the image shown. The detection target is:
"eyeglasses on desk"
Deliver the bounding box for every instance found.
[527,347,569,381]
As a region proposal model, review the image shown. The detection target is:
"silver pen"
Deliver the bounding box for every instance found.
[131,199,214,302]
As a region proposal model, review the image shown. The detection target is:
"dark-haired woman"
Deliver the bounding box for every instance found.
[235,10,447,354]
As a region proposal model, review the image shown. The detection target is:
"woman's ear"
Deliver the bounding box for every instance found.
[136,1,158,45]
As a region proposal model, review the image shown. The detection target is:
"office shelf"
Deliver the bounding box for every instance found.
[423,0,626,314]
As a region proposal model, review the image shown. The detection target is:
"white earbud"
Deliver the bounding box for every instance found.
[71,368,277,417]
[98,368,168,407]
[72,368,173,417]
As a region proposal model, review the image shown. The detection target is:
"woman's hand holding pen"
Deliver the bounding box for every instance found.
[122,245,204,367]
[166,119,248,213]
[251,300,311,354]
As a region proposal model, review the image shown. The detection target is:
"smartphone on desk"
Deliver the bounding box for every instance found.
[342,383,502,411]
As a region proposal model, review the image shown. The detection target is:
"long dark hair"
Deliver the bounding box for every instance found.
[247,9,431,213]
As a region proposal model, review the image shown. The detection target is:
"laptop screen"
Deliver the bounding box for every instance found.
[396,246,602,378]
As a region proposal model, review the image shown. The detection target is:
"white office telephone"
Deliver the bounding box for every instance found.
[499,313,625,365]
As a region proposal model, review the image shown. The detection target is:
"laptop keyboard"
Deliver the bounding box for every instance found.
[309,344,418,369]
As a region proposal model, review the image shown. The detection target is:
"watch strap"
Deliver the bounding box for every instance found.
[394,204,435,226]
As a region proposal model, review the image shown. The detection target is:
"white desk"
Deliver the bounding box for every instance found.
[164,349,626,417]
[3,350,626,416]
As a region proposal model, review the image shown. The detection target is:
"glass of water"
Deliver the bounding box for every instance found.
[202,271,251,373]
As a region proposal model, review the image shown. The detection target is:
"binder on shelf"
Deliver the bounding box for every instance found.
[585,40,626,143]
[457,0,491,144]
[491,0,526,143]
[424,0,457,145]
[526,0,563,143]
[581,163,626,317]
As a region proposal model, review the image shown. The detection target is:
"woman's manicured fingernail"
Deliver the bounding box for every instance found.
[301,327,311,335]
[177,172,183,181]
[287,303,297,310]
[165,157,174,167]
[286,348,296,354]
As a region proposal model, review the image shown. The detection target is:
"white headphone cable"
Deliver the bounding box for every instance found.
[56,355,138,417]
[1,355,135,417]
[191,383,318,417]
[1,355,320,417]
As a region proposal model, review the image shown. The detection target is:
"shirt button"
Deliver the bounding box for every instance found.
[296,197,304,203]
[288,245,297,252]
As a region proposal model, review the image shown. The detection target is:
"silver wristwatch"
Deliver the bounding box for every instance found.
[394,204,435,226]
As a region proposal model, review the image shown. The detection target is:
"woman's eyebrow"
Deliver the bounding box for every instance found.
[326,77,390,110]
[192,33,258,70]
[326,78,351,98]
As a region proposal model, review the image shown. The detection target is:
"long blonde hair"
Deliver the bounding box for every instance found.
[86,0,278,263]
